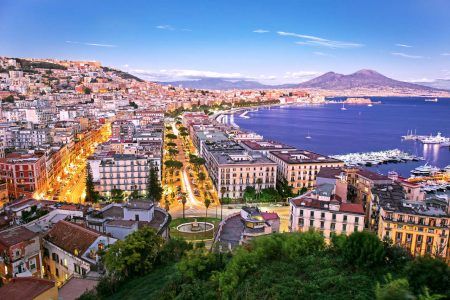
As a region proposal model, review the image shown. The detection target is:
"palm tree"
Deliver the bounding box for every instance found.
[220,186,227,220]
[204,198,211,233]
[256,178,263,201]
[181,193,187,219]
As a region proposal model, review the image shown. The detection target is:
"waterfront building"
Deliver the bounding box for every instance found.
[268,150,344,194]
[0,226,43,278]
[372,184,449,259]
[240,140,296,156]
[289,184,365,239]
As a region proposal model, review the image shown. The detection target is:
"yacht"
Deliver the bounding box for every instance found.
[424,98,438,102]
[421,132,450,145]
[411,164,440,176]
[367,103,373,107]
[340,103,347,110]
[305,129,312,139]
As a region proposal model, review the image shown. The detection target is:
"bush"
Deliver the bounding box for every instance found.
[404,256,450,296]
[343,231,386,269]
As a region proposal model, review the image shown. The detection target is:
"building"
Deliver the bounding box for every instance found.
[289,184,365,240]
[268,150,344,194]
[86,199,171,240]
[111,120,135,142]
[42,220,117,285]
[372,184,449,259]
[0,277,58,300]
[0,152,48,200]
[240,140,296,156]
[207,148,277,199]
[0,226,42,278]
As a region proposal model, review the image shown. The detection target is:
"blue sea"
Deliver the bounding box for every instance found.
[234,97,450,177]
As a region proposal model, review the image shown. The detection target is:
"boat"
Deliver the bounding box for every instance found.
[367,103,373,107]
[421,132,450,145]
[305,129,311,139]
[425,98,438,102]
[340,103,347,110]
[410,164,440,176]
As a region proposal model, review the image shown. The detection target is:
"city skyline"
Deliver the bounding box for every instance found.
[1,0,450,84]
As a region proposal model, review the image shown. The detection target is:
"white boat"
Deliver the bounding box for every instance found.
[421,132,449,145]
[411,164,440,176]
[425,98,438,102]
[305,130,311,139]
[340,103,347,110]
[367,103,373,107]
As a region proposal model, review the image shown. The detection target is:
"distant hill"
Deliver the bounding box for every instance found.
[414,79,450,91]
[295,69,436,91]
[157,78,276,90]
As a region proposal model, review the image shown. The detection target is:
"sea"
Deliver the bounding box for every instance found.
[234,97,450,177]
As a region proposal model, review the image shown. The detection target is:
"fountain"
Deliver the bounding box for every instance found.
[177,218,214,233]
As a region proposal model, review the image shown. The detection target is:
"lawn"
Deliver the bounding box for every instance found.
[170,217,220,241]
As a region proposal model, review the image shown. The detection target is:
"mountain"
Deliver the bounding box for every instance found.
[295,69,435,91]
[414,79,450,91]
[158,78,275,90]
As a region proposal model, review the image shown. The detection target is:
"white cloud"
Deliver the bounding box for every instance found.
[277,31,363,48]
[156,25,175,31]
[313,51,333,57]
[391,52,424,59]
[284,71,320,80]
[395,43,412,48]
[65,40,117,47]
[131,68,249,81]
[253,29,269,33]
[441,53,450,56]
[406,77,434,83]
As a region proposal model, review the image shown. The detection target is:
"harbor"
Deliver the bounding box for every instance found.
[402,131,450,146]
[330,149,423,167]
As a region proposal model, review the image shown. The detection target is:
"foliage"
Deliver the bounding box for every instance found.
[103,227,165,279]
[21,205,48,223]
[276,177,294,199]
[166,141,176,147]
[110,189,125,203]
[1,95,14,103]
[146,165,162,201]
[85,163,99,203]
[342,231,386,269]
[375,275,414,300]
[164,160,183,174]
[166,133,177,140]
[404,256,450,296]
[129,101,138,109]
[83,87,92,94]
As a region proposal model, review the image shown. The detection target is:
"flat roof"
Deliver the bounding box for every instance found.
[270,150,342,164]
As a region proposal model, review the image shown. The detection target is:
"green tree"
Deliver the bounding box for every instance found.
[243,186,257,203]
[2,95,14,103]
[198,172,206,182]
[168,147,179,158]
[164,160,183,176]
[166,133,177,140]
[375,275,414,300]
[110,189,125,203]
[343,231,386,269]
[404,256,450,296]
[83,87,92,94]
[181,193,187,219]
[146,165,163,202]
[166,141,177,147]
[204,198,211,219]
[104,227,164,279]
[85,163,98,203]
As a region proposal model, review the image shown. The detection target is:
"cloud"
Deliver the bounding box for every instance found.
[391,52,424,59]
[156,25,175,31]
[253,29,269,33]
[395,43,412,48]
[313,51,333,57]
[65,41,117,47]
[284,71,320,81]
[131,68,249,81]
[441,53,450,56]
[277,31,363,48]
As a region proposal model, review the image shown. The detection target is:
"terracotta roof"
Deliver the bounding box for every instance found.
[317,167,344,179]
[0,277,55,300]
[339,203,365,215]
[44,220,100,257]
[356,169,390,182]
[0,226,38,247]
[261,212,279,221]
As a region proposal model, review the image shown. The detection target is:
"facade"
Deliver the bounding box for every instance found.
[42,220,116,285]
[289,183,365,240]
[372,184,449,259]
[0,152,47,200]
[0,226,42,279]
[268,150,344,194]
[111,120,135,142]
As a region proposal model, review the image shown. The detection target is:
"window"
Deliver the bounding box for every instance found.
[330,223,335,231]
[310,211,314,217]
[309,220,314,227]
[299,210,303,217]
[74,264,81,274]
[396,232,402,242]
[52,253,59,262]
[29,258,36,271]
[343,215,347,222]
[342,224,347,232]
[299,218,304,227]
[320,221,324,229]
[332,213,336,221]
[55,268,59,277]
[320,212,325,219]
[135,214,139,221]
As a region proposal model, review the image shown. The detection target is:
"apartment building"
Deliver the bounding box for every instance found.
[111,120,135,142]
[43,220,116,285]
[289,185,365,239]
[372,184,449,259]
[240,140,296,156]
[0,226,43,278]
[0,152,47,199]
[268,150,344,194]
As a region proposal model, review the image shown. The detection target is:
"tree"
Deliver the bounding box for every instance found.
[256,178,263,201]
[189,155,206,173]
[204,198,211,219]
[2,95,14,103]
[146,165,163,202]
[166,133,177,140]
[276,177,294,199]
[220,186,227,219]
[164,160,183,176]
[85,163,98,203]
[110,189,125,203]
[343,231,386,269]
[168,147,179,158]
[103,227,164,279]
[404,256,450,296]
[129,101,138,109]
[375,275,414,300]
[83,87,92,94]
[243,186,257,203]
[198,172,206,182]
[181,193,187,219]
[166,141,177,147]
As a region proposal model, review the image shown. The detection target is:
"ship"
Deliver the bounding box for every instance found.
[340,103,347,110]
[424,98,438,102]
[410,164,440,176]
[421,132,450,145]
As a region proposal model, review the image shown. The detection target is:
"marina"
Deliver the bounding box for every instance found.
[330,149,423,167]
[402,131,450,146]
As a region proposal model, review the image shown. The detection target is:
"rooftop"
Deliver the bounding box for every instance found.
[0,277,55,300]
[211,150,276,166]
[0,226,38,247]
[291,197,364,215]
[241,140,295,151]
[125,200,154,210]
[270,150,342,164]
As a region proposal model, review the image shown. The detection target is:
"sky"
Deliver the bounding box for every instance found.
[1,0,450,84]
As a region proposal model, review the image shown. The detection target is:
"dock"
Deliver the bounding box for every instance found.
[330,149,423,167]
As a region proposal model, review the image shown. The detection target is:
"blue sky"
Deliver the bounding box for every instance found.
[1,0,450,84]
